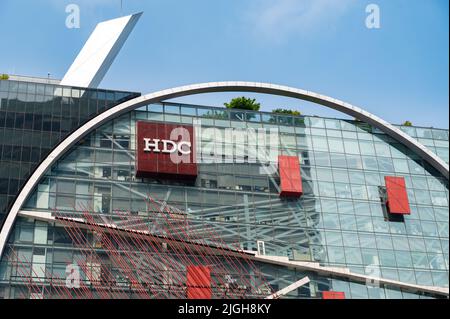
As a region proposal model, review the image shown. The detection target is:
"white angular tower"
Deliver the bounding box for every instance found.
[60,12,142,88]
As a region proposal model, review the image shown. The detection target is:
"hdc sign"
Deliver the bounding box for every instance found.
[136,122,197,179]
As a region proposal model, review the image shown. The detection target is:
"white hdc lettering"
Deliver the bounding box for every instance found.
[143,138,192,155]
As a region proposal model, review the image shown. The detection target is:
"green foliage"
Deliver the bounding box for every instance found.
[402,121,413,127]
[202,109,229,120]
[272,108,301,116]
[0,74,9,80]
[224,97,260,111]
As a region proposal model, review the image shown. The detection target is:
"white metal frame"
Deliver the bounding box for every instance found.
[265,276,311,299]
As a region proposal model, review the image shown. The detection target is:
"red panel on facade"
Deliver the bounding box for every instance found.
[322,291,346,299]
[186,265,211,299]
[278,155,303,198]
[384,176,411,215]
[136,121,197,179]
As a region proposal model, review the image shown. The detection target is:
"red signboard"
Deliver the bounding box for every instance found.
[278,155,303,198]
[322,291,346,299]
[136,122,197,179]
[384,176,411,215]
[186,265,211,299]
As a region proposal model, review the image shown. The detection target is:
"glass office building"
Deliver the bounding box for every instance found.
[0,77,140,225]
[0,78,448,299]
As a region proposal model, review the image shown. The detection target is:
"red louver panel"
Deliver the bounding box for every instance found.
[186,265,211,299]
[384,176,411,215]
[322,291,346,299]
[279,155,303,198]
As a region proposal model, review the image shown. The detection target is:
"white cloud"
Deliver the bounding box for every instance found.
[245,0,356,42]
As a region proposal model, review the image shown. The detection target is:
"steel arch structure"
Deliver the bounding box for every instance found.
[1,81,448,259]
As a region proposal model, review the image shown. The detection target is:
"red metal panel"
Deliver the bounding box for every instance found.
[136,121,197,179]
[278,155,303,198]
[186,265,211,299]
[385,176,411,215]
[322,291,345,299]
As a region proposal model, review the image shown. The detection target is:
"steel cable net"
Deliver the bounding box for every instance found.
[7,195,274,299]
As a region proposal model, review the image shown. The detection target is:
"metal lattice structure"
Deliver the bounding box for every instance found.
[7,195,274,299]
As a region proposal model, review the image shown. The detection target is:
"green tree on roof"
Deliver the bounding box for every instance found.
[403,121,413,126]
[224,97,260,111]
[272,108,301,116]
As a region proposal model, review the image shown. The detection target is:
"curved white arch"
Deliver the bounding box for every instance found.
[1,81,448,261]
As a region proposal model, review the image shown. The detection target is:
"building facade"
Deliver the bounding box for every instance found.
[0,78,448,299]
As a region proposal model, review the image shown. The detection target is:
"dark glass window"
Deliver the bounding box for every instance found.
[100,137,112,148]
[2,145,12,161]
[0,80,139,228]
[5,112,14,127]
[14,113,24,129]
[21,147,31,162]
[0,179,8,195]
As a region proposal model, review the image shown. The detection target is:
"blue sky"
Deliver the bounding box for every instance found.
[0,0,448,128]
